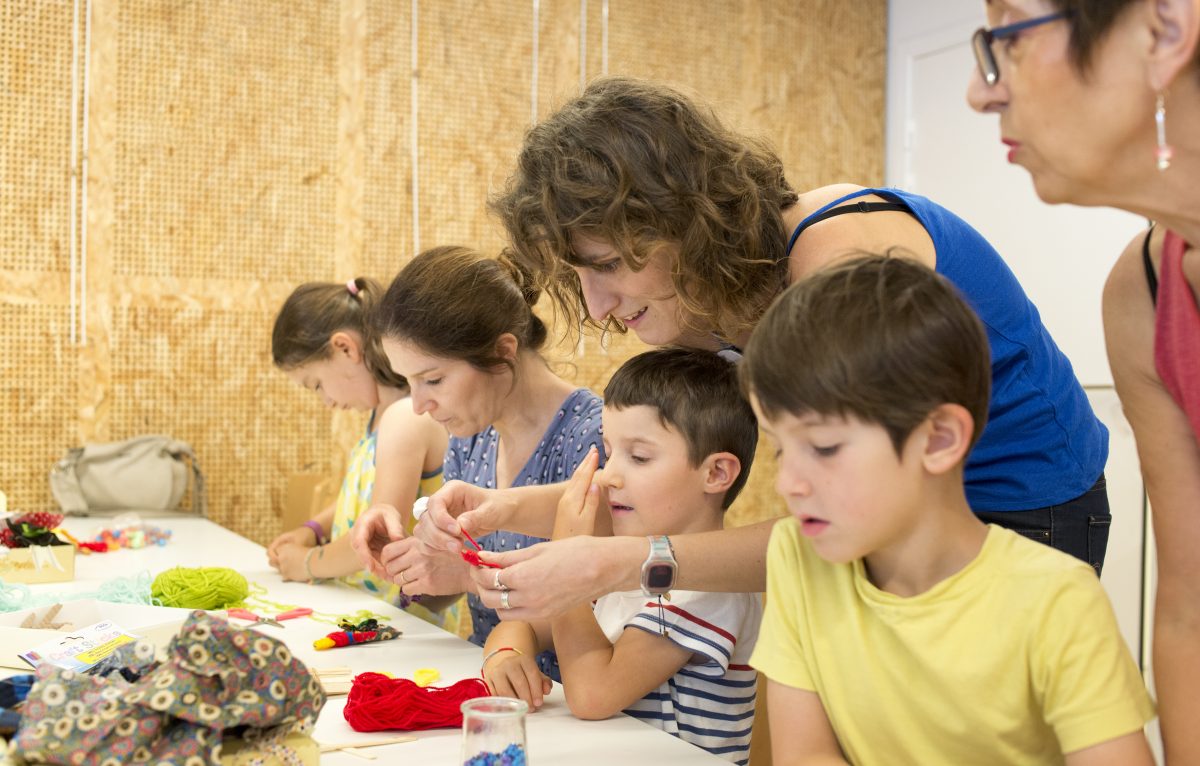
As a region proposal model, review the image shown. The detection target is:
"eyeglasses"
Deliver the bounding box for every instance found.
[972,11,1071,87]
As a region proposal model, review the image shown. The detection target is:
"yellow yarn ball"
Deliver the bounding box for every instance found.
[151,566,249,610]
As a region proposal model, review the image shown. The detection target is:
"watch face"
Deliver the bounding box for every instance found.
[646,564,674,590]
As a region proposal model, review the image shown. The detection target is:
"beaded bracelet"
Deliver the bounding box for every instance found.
[481,646,522,674]
[304,545,326,583]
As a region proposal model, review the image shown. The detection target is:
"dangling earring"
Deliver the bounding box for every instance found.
[1155,92,1174,171]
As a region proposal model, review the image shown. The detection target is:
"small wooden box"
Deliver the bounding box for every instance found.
[0,545,76,584]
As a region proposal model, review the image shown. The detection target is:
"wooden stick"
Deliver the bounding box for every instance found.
[317,735,417,752]
[339,747,375,761]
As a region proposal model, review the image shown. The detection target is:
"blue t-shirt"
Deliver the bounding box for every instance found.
[444,388,605,667]
[795,188,1108,512]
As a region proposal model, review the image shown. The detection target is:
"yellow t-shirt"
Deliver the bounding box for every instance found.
[750,521,1154,765]
[328,418,470,638]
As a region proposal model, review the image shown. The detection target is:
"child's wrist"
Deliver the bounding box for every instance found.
[302,520,326,546]
[481,646,523,675]
[304,545,327,583]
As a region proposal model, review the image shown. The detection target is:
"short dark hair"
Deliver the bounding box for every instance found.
[1041,1,1199,73]
[741,256,991,456]
[604,348,758,509]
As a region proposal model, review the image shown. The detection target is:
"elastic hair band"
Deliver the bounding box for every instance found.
[346,279,360,297]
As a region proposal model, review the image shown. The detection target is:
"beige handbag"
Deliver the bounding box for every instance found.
[49,435,206,516]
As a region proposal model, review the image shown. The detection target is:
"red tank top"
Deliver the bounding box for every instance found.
[1154,229,1200,440]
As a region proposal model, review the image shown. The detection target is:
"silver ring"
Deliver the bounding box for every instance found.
[500,590,511,610]
[398,570,410,585]
[493,569,509,592]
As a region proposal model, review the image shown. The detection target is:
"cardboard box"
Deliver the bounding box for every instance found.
[0,544,75,584]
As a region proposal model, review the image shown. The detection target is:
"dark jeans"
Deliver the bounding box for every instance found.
[975,475,1111,576]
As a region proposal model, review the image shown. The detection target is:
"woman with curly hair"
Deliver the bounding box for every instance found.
[361,77,1109,625]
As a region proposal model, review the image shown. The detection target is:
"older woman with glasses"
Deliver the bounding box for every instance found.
[969,1,1200,760]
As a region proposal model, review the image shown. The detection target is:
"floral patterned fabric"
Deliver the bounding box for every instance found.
[15,610,324,765]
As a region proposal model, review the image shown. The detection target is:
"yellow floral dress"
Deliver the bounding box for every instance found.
[328,413,470,637]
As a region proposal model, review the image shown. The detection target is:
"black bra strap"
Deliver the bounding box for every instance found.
[1143,223,1158,306]
[786,200,914,257]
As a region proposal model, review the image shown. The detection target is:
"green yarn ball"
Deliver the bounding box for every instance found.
[151,566,249,610]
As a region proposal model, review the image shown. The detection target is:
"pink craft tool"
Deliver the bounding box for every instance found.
[227,608,285,628]
[274,607,313,622]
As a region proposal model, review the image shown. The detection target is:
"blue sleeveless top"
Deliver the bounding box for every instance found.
[793,188,1107,512]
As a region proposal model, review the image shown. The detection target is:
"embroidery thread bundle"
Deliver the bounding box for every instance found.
[343,673,490,731]
[313,617,400,650]
[150,566,249,609]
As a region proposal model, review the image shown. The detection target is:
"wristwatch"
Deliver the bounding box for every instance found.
[640,535,677,596]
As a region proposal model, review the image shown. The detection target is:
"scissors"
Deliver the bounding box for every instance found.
[227,607,313,628]
[227,608,284,628]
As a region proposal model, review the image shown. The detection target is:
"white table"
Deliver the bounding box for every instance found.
[14,517,727,764]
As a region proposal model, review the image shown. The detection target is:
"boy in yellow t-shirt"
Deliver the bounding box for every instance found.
[740,256,1154,765]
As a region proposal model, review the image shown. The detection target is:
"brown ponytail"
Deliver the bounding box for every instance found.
[272,278,408,390]
[376,246,548,375]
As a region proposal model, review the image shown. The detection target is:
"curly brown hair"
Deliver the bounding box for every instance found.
[490,77,798,345]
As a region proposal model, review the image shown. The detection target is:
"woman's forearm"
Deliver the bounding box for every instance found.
[594,518,777,594]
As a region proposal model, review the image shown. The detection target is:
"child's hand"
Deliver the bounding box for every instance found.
[273,542,311,582]
[267,527,316,565]
[552,447,603,540]
[484,650,553,710]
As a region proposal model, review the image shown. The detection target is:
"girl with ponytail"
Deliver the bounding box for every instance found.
[268,277,465,636]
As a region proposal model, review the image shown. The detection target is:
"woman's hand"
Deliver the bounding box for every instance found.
[468,536,641,622]
[484,650,553,710]
[415,480,516,554]
[381,535,474,597]
[350,504,407,580]
[271,542,311,582]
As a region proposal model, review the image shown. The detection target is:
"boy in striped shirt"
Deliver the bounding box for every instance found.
[483,348,762,764]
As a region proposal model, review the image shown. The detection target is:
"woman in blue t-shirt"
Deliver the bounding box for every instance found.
[356,246,603,678]
[419,76,1110,624]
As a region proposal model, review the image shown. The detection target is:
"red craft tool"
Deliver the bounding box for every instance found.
[460,548,502,569]
[460,528,484,551]
[458,528,502,569]
[227,608,285,628]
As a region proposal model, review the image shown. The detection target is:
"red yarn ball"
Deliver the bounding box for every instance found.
[343,672,492,731]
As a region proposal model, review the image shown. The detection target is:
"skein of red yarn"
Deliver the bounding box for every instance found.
[343,672,492,731]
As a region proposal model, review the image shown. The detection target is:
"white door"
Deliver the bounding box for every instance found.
[886,6,1155,753]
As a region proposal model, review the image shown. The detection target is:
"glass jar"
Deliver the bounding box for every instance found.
[460,696,529,766]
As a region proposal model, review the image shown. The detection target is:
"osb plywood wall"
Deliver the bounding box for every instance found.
[1,0,885,544]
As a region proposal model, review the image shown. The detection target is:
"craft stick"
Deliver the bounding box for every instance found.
[318,735,417,752]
